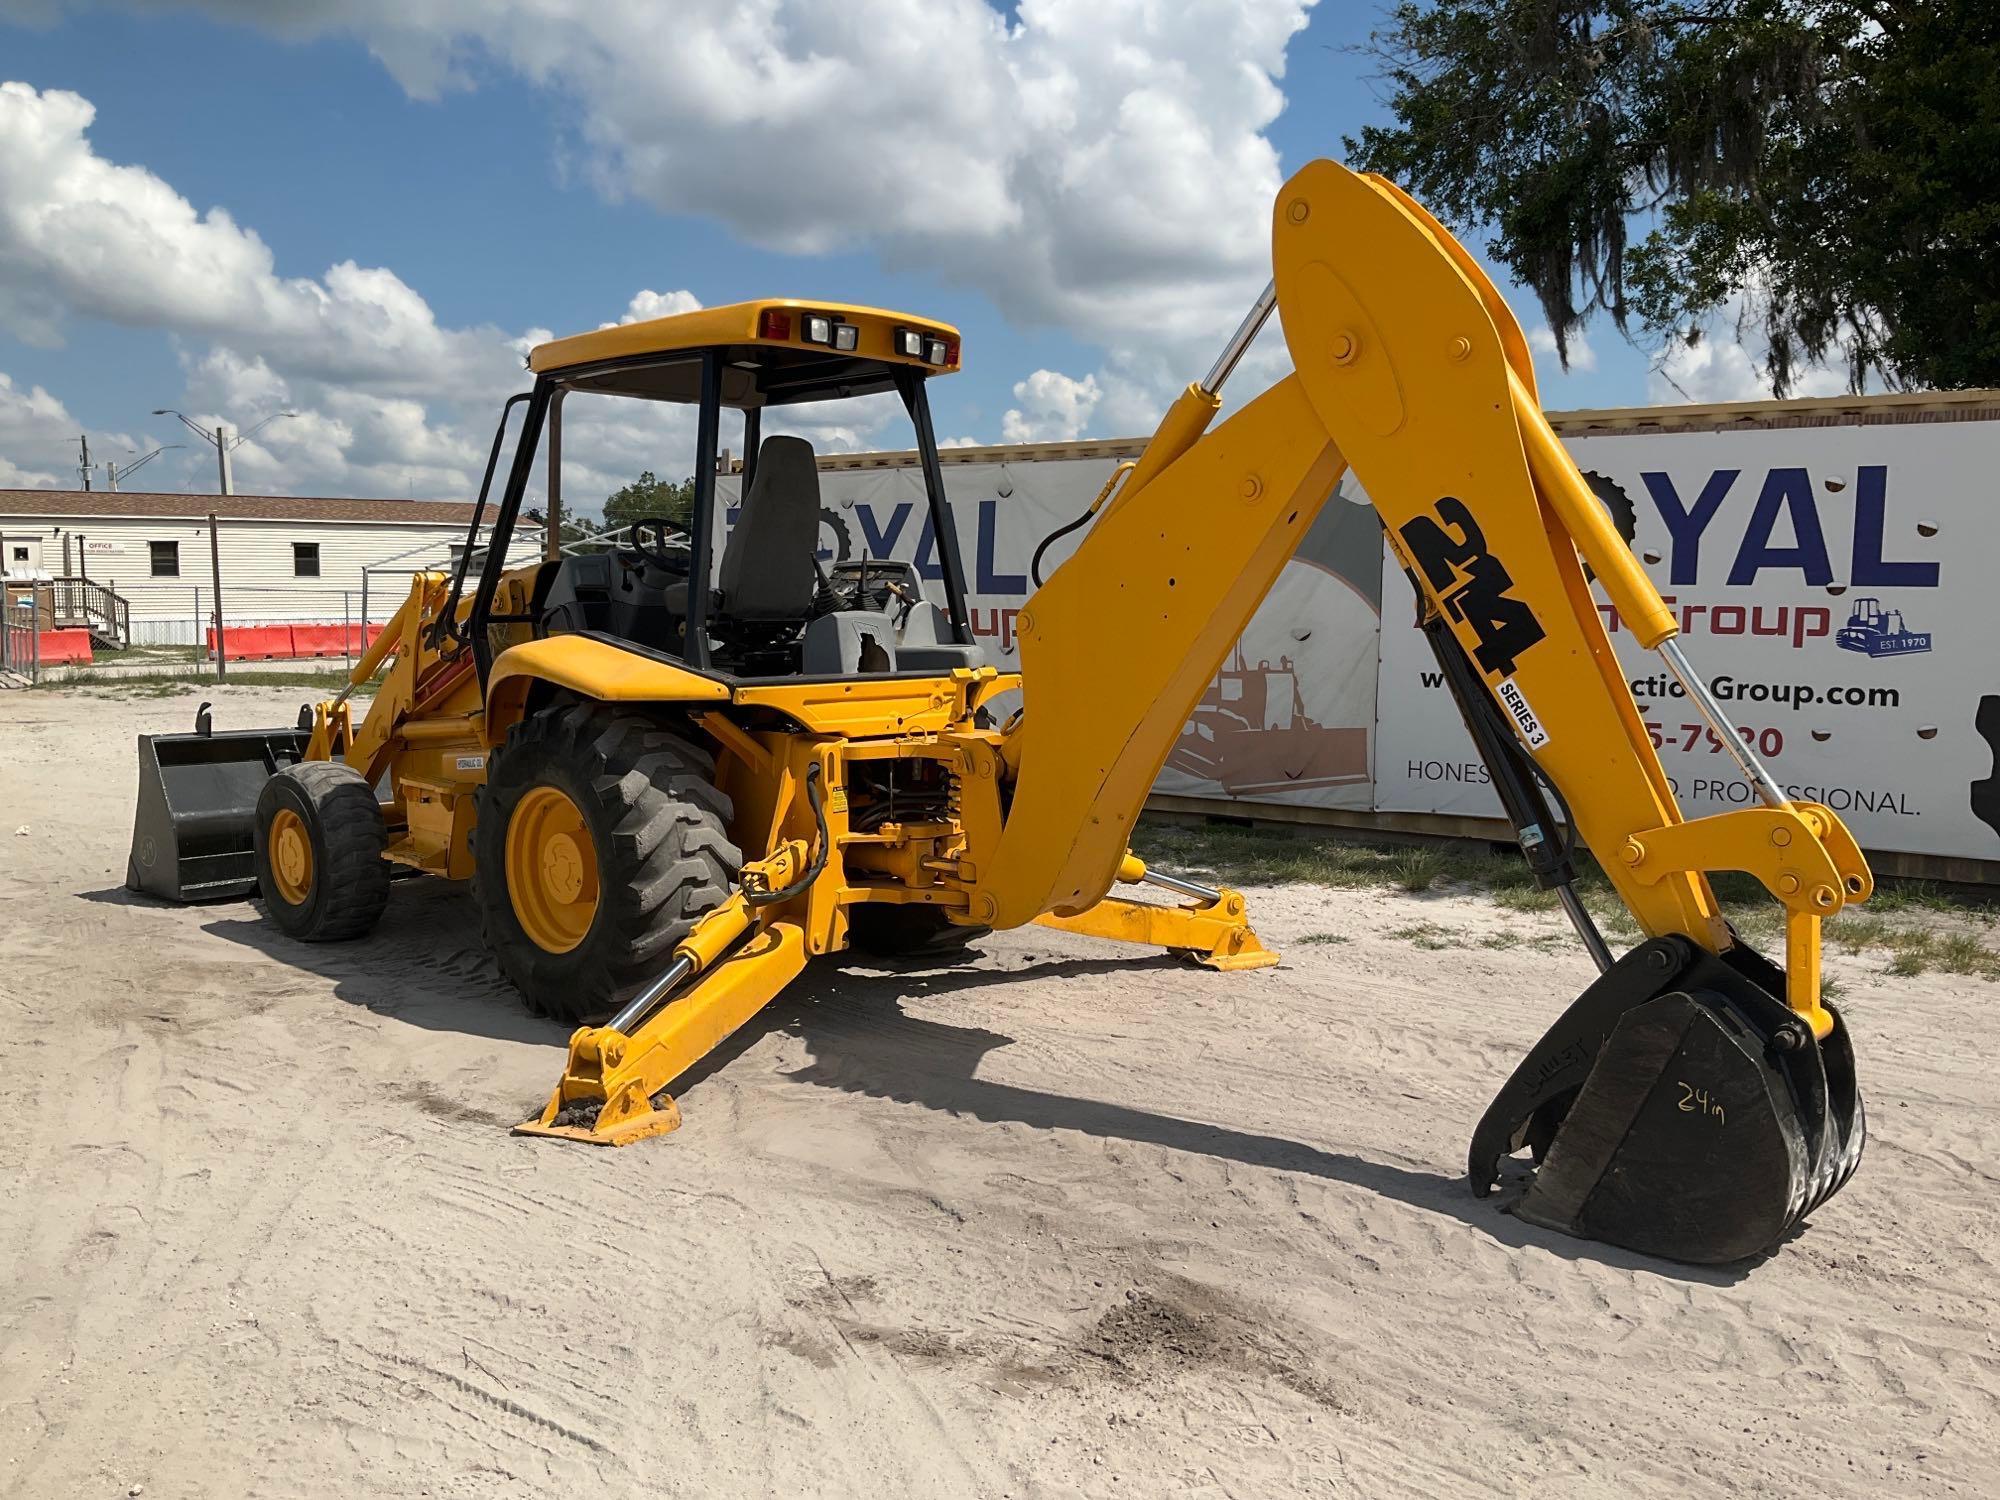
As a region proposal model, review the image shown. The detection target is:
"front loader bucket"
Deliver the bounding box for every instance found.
[127,723,309,902]
[1470,936,1865,1265]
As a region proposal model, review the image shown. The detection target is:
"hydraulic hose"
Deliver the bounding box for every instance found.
[1030,460,1136,587]
[745,763,829,907]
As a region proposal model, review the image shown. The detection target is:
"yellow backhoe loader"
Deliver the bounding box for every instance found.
[129,161,1870,1264]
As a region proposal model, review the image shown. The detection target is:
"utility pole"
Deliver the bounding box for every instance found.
[208,513,228,680]
[215,423,233,496]
[77,434,92,491]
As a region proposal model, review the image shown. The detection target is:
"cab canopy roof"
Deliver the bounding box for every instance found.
[528,299,961,408]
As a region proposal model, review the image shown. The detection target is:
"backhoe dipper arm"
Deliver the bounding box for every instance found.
[978,160,1871,1264]
[980,161,1867,1006]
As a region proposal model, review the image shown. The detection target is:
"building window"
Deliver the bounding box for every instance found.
[293,542,321,577]
[9,546,26,563]
[150,541,180,577]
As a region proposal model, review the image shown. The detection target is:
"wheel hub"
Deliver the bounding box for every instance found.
[542,833,585,903]
[269,808,314,904]
[505,786,600,954]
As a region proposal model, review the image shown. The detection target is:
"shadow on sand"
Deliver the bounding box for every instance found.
[108,877,1752,1284]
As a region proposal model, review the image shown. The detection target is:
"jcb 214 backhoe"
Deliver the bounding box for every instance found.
[129,161,1869,1265]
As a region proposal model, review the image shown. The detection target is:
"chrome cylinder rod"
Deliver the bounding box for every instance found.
[1142,868,1223,904]
[1557,885,1616,975]
[607,953,694,1036]
[1657,638,1787,809]
[1201,280,1278,395]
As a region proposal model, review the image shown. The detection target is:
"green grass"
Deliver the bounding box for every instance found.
[92,644,208,664]
[1385,922,1460,951]
[1826,911,2000,978]
[1134,819,1528,893]
[34,666,380,696]
[1294,932,1351,946]
[1388,847,1449,892]
[1135,813,2000,982]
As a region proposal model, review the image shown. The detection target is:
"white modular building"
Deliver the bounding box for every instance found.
[0,489,544,647]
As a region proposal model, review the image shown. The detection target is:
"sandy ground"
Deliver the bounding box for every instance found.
[2,684,1997,1499]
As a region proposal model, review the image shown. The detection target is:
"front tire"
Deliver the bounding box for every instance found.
[254,761,391,941]
[474,704,741,1024]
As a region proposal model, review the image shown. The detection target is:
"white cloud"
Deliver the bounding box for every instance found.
[1527,323,1598,374]
[1648,329,1849,405]
[0,81,589,497]
[1,0,1323,484]
[0,368,73,442]
[608,288,703,328]
[0,83,521,400]
[173,347,488,498]
[0,368,100,486]
[1001,368,1101,443]
[32,0,1318,440]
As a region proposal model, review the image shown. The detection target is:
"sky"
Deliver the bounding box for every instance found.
[0,0,1830,512]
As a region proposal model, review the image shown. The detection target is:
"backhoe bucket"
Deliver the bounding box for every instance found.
[1470,936,1865,1265]
[127,721,309,902]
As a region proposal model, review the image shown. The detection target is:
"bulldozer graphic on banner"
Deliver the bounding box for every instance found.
[1168,646,1369,796]
[1836,596,1933,657]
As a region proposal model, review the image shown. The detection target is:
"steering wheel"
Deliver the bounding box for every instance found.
[627,517,691,573]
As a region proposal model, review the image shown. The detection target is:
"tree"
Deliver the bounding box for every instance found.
[602,471,696,534]
[1346,1,2000,395]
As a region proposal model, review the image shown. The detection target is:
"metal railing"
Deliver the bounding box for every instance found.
[1,596,40,684]
[48,575,131,648]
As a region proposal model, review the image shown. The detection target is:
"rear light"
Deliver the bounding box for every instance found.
[758,308,792,340]
[804,313,834,345]
[832,322,859,352]
[940,338,959,367]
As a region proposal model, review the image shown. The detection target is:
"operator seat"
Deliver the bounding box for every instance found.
[717,434,822,624]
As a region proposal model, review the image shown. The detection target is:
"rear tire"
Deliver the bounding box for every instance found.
[254,761,391,941]
[475,704,741,1024]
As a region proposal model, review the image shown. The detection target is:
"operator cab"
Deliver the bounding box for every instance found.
[453,300,984,684]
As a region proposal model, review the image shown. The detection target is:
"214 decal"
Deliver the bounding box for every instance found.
[1398,496,1548,677]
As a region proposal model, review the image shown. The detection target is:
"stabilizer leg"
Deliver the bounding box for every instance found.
[516,920,809,1146]
[1034,854,1278,970]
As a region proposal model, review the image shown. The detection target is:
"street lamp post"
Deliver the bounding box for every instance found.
[105,444,183,492]
[150,410,296,496]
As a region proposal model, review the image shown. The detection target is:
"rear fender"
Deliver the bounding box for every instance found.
[481,636,729,747]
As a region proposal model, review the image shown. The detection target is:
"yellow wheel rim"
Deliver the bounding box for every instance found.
[505,786,600,954]
[269,807,314,905]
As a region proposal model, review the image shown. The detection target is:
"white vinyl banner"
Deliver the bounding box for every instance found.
[796,461,1384,812]
[723,405,1999,865]
[1374,421,2000,862]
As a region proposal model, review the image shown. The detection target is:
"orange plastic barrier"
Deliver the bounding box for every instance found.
[290,624,346,658]
[207,625,296,660]
[203,622,384,661]
[36,629,92,665]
